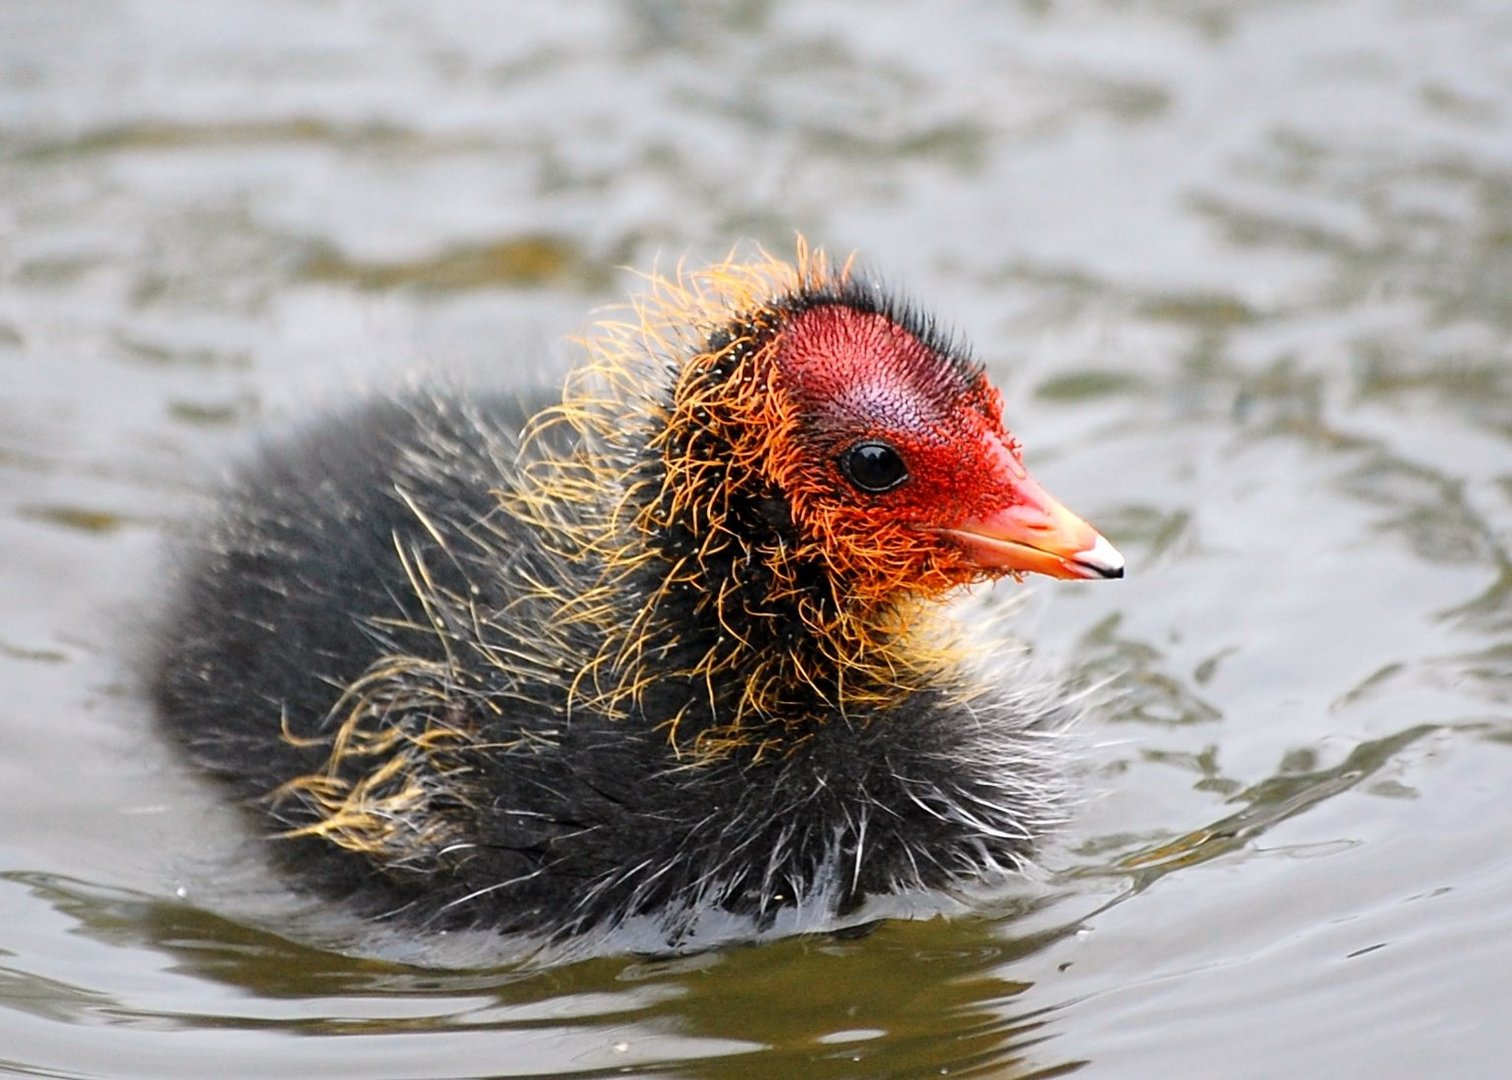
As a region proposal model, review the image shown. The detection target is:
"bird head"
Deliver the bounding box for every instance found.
[765,297,1122,602]
[557,242,1123,616]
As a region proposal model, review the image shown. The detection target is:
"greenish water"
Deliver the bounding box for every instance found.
[3,1,1511,1076]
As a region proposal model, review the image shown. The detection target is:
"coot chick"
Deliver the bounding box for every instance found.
[153,244,1123,950]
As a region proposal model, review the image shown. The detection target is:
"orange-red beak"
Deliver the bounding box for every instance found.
[942,468,1124,582]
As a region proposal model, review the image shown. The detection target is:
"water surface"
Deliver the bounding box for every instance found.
[3,1,1511,1076]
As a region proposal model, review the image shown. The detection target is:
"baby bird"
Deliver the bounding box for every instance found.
[152,244,1122,950]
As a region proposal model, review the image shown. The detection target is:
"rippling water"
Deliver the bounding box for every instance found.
[4,1,1511,1076]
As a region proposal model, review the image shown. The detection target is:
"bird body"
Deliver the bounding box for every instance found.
[153,245,1122,949]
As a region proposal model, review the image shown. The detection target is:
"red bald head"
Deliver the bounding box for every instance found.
[767,302,1122,598]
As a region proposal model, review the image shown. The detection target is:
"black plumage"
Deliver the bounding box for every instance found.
[152,249,1115,951]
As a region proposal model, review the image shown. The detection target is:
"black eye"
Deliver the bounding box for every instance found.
[840,440,909,494]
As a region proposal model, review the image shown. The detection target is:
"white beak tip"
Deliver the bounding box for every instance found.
[1074,534,1125,580]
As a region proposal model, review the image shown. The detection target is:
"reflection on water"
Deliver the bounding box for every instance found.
[1095,723,1436,883]
[3,0,1512,1076]
[1,871,1086,1077]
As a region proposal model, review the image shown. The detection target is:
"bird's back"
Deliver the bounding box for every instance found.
[153,390,561,809]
